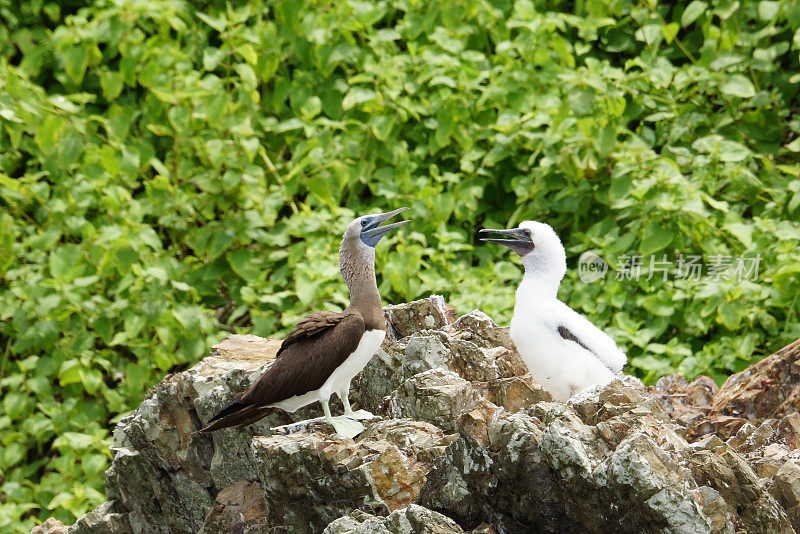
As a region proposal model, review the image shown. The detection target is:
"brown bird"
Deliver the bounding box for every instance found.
[200,208,409,433]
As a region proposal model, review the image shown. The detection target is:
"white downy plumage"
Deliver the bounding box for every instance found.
[486,221,626,401]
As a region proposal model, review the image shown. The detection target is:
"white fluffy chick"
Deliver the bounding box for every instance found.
[481,220,626,401]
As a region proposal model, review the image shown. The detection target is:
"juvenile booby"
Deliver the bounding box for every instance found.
[480,221,626,401]
[200,208,409,433]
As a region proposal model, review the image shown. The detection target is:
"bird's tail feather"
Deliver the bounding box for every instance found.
[199,399,267,433]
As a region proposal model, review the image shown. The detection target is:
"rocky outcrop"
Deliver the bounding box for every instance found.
[40,298,800,533]
[419,380,795,533]
[31,518,68,534]
[324,504,465,533]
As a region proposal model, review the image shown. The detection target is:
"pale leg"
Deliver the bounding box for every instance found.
[338,385,354,415]
[321,399,335,425]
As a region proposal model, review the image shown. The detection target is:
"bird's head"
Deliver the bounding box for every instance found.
[344,207,410,248]
[339,207,410,288]
[480,220,566,280]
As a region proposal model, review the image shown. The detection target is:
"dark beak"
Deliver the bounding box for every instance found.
[361,208,410,246]
[479,227,534,256]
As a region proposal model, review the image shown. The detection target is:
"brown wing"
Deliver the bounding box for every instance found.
[200,310,365,432]
[276,310,345,358]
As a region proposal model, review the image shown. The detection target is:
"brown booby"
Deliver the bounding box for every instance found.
[200,208,409,433]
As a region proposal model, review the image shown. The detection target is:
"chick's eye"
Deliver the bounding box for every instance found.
[361,219,369,227]
[524,229,532,237]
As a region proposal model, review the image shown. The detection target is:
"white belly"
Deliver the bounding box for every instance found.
[322,329,385,397]
[269,329,385,412]
[510,317,615,402]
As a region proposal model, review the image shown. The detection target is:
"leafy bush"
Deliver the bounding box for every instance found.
[1,0,799,529]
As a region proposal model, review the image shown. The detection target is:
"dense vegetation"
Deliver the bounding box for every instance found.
[1,0,799,529]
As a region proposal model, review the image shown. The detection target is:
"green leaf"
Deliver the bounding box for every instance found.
[172,306,204,330]
[203,48,226,71]
[342,87,377,110]
[79,369,103,395]
[54,432,93,450]
[2,442,27,468]
[758,1,780,20]
[718,140,750,162]
[82,454,108,477]
[640,222,674,255]
[718,302,741,330]
[236,44,258,66]
[595,123,617,157]
[661,23,680,44]
[48,492,74,510]
[234,63,257,90]
[299,96,322,119]
[721,75,756,98]
[3,393,28,418]
[641,294,676,317]
[63,46,89,84]
[785,137,800,152]
[0,108,24,123]
[49,245,81,279]
[725,222,753,248]
[59,359,82,386]
[227,250,262,283]
[635,24,662,44]
[196,12,227,32]
[34,115,67,154]
[100,71,124,100]
[681,1,707,27]
[171,280,191,291]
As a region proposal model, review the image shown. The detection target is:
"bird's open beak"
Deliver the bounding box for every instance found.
[363,207,410,239]
[479,227,535,256]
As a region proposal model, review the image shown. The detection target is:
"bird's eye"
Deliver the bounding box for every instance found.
[361,219,369,228]
[524,229,532,237]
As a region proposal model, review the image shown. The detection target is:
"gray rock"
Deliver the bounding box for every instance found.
[250,418,452,531]
[420,378,793,533]
[69,501,131,534]
[198,480,267,534]
[384,295,457,340]
[38,302,800,534]
[385,368,482,433]
[31,518,68,534]
[323,504,465,534]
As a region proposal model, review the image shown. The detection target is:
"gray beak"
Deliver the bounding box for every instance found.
[361,207,410,246]
[480,227,535,256]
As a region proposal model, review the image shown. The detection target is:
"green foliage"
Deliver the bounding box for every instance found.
[1,0,799,529]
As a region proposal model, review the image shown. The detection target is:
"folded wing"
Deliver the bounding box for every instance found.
[549,302,627,374]
[200,309,365,432]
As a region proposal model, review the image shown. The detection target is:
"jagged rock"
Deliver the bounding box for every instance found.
[448,310,515,352]
[323,504,465,533]
[771,461,800,531]
[483,375,552,412]
[198,480,267,534]
[385,368,482,433]
[31,518,68,534]
[384,295,457,340]
[250,418,452,531]
[69,501,131,534]
[653,374,718,428]
[44,301,800,534]
[704,339,800,423]
[420,378,793,533]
